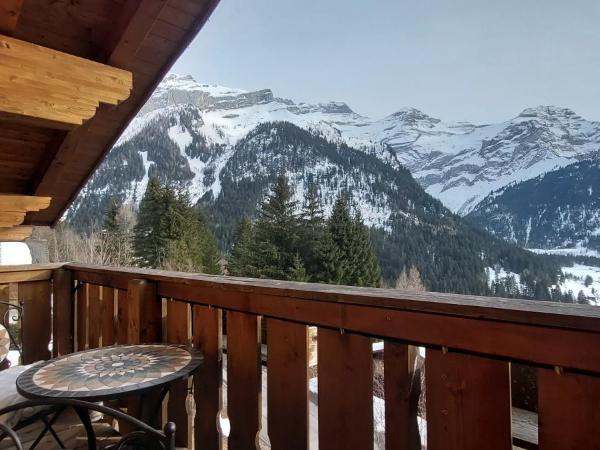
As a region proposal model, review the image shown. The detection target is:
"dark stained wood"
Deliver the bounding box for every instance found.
[68,264,600,375]
[87,283,101,349]
[193,305,223,450]
[384,342,421,450]
[116,288,128,344]
[538,368,600,449]
[76,281,88,351]
[19,280,51,364]
[66,263,600,333]
[425,349,511,450]
[227,311,261,450]
[126,279,160,344]
[166,299,190,447]
[20,0,222,226]
[267,318,308,450]
[101,285,115,346]
[52,268,73,357]
[318,328,373,450]
[0,0,23,35]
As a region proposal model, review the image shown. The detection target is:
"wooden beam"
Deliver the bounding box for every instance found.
[0,194,50,212]
[0,34,132,127]
[0,225,32,241]
[0,210,25,227]
[0,1,23,35]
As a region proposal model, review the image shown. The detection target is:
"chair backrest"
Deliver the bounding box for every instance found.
[0,301,22,369]
[0,325,9,364]
[0,398,176,450]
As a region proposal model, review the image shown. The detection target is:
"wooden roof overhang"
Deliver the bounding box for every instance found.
[0,0,220,237]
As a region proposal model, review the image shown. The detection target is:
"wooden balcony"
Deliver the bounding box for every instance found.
[2,262,600,449]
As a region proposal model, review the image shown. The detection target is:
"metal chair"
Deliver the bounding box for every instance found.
[0,398,176,450]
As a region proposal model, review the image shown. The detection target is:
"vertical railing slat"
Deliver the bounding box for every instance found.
[52,268,73,357]
[116,289,128,345]
[318,327,374,450]
[193,305,223,450]
[267,318,309,450]
[384,342,421,450]
[87,284,101,349]
[101,286,115,346]
[227,311,261,450]
[76,282,88,351]
[167,299,191,448]
[19,280,52,364]
[538,368,600,449]
[126,279,160,344]
[425,349,511,450]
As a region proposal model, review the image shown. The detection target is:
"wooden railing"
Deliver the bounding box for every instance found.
[3,262,600,449]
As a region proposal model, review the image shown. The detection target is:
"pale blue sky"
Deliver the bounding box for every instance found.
[172,0,600,123]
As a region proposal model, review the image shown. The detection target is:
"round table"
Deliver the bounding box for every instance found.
[16,344,203,449]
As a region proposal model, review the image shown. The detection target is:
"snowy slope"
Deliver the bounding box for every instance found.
[112,74,600,217]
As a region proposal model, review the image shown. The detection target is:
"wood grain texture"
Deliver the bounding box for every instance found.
[101,286,115,346]
[227,311,261,450]
[20,0,221,227]
[116,288,128,344]
[193,305,223,450]
[0,225,32,241]
[318,328,373,450]
[538,368,600,449]
[126,279,160,344]
[0,33,132,126]
[384,342,421,450]
[87,283,101,349]
[425,349,511,450]
[67,264,600,374]
[0,0,23,34]
[76,281,88,351]
[166,299,190,447]
[19,280,51,364]
[267,318,308,450]
[52,268,73,357]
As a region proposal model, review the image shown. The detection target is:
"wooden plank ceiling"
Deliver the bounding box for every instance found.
[0,0,221,227]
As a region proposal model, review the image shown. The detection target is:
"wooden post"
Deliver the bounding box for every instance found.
[267,318,309,450]
[126,279,160,344]
[425,349,511,450]
[384,342,422,450]
[227,311,261,450]
[193,305,223,450]
[166,299,191,447]
[52,268,73,357]
[317,328,373,450]
[19,280,51,364]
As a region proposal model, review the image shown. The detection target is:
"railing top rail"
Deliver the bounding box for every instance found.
[0,263,63,283]
[65,263,600,334]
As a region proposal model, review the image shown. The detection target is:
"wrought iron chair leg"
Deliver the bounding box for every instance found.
[29,406,66,450]
[74,406,97,450]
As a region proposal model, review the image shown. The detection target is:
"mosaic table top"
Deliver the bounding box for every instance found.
[17,344,203,401]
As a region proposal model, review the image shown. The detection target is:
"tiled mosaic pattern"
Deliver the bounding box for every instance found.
[17,344,202,400]
[0,324,9,362]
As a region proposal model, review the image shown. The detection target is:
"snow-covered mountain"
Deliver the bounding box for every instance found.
[109,74,600,216]
[467,158,600,255]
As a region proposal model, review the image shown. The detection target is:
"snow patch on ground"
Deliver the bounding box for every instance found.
[0,243,31,265]
[559,264,600,304]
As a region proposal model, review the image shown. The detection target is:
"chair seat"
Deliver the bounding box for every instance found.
[0,364,45,428]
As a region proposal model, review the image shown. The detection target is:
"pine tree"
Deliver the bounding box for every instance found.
[133,178,220,273]
[228,217,255,276]
[252,175,301,280]
[349,211,381,287]
[299,184,327,280]
[327,195,380,287]
[288,253,308,282]
[103,198,119,233]
[133,177,164,267]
